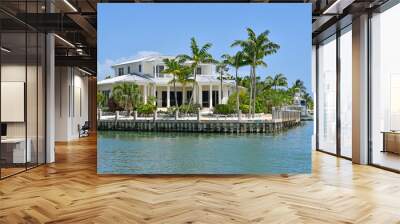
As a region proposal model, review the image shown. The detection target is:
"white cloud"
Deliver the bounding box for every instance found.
[97,51,161,80]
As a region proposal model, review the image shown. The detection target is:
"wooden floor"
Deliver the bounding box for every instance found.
[1,135,400,223]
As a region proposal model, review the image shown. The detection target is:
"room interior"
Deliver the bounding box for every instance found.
[0,0,399,222]
[0,29,46,178]
[0,0,96,179]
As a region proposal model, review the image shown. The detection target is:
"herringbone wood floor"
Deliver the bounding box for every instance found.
[1,134,400,224]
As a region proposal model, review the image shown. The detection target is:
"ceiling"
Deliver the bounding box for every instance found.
[0,0,390,75]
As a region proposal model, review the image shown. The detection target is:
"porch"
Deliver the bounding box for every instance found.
[141,83,232,109]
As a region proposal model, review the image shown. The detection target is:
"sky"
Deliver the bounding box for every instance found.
[98,3,312,92]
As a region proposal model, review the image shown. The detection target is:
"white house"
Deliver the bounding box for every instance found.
[97,55,237,110]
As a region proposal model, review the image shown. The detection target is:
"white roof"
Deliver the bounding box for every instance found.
[97,74,153,85]
[111,55,214,67]
[112,55,175,67]
[98,74,235,86]
[195,75,235,85]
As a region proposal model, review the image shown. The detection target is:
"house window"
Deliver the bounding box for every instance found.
[196,66,202,75]
[186,91,192,104]
[118,67,124,76]
[139,64,142,73]
[127,66,130,74]
[157,65,165,77]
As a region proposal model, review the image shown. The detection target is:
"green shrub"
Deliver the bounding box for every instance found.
[107,97,123,112]
[166,107,177,115]
[239,104,249,113]
[214,104,234,114]
[137,103,156,114]
[226,90,265,114]
[179,104,200,114]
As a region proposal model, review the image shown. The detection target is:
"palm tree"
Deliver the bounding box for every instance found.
[97,91,106,108]
[232,28,279,117]
[222,51,247,118]
[264,76,274,89]
[178,37,215,107]
[237,76,251,89]
[216,58,229,103]
[112,82,141,116]
[162,58,182,107]
[303,92,314,110]
[268,73,288,90]
[176,65,195,105]
[292,79,306,95]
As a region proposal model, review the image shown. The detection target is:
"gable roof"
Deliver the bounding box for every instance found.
[97,74,153,85]
[111,55,175,67]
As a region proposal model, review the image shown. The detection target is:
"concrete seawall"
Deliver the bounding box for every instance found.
[97,119,301,133]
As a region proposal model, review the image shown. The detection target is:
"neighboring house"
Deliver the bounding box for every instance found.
[97,55,237,109]
[284,92,308,116]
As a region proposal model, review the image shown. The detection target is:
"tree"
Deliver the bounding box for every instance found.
[237,76,251,89]
[303,92,314,110]
[176,65,195,106]
[112,82,141,116]
[216,58,229,102]
[266,73,288,90]
[222,52,247,118]
[162,58,182,108]
[177,37,215,107]
[97,91,106,109]
[232,28,280,117]
[291,79,306,95]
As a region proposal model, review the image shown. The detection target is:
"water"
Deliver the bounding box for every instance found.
[98,121,313,174]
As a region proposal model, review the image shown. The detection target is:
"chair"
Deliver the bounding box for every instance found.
[79,121,90,138]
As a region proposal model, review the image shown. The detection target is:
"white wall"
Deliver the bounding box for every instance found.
[1,65,28,139]
[55,67,89,141]
[142,62,153,76]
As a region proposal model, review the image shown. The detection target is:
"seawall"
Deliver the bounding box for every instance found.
[97,119,301,133]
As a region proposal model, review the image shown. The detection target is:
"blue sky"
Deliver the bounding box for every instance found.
[98,3,312,92]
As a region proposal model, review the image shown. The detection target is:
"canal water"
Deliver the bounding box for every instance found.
[98,121,313,174]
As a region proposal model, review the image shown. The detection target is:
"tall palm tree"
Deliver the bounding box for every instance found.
[176,65,195,105]
[112,82,141,116]
[232,28,279,117]
[216,59,228,103]
[178,37,215,107]
[162,58,182,107]
[222,52,247,118]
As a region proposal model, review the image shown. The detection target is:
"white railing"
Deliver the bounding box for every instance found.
[271,107,301,122]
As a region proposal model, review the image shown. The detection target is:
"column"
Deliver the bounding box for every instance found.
[209,84,213,109]
[193,85,197,104]
[223,87,229,104]
[153,85,157,106]
[143,85,148,104]
[182,86,186,105]
[198,85,202,107]
[157,86,162,106]
[167,85,170,108]
[218,84,222,105]
[352,14,369,164]
[46,31,55,163]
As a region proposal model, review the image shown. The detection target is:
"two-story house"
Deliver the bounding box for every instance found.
[97,55,237,110]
